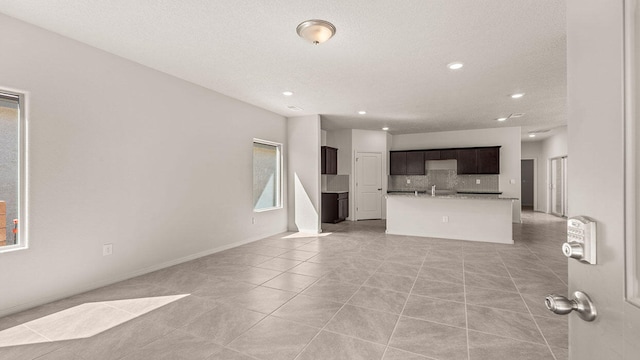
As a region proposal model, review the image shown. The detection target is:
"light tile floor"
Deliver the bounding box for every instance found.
[0,210,568,360]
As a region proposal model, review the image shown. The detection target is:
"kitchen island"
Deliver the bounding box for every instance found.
[386,193,517,244]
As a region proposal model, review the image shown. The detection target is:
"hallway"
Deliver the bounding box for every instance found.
[0,210,568,360]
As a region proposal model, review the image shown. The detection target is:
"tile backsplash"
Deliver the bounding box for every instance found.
[322,174,349,192]
[389,171,499,193]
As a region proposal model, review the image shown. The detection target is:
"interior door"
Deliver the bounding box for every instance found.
[564,1,640,358]
[355,152,382,220]
[521,159,535,208]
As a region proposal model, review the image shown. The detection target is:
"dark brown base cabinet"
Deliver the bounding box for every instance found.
[322,192,349,223]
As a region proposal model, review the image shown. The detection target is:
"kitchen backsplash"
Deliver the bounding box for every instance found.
[389,171,499,193]
[322,174,349,192]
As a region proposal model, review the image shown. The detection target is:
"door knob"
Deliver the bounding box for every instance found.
[545,291,597,321]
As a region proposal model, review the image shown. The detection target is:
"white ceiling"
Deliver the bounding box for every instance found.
[0,0,566,140]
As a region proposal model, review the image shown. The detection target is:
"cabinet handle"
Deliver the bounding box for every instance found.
[377,188,382,191]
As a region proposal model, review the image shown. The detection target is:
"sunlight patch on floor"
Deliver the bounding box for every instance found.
[0,294,189,348]
[282,232,332,239]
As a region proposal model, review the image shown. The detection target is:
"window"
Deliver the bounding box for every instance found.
[0,91,25,251]
[253,139,282,211]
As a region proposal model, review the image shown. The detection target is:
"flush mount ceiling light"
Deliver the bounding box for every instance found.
[282,91,293,96]
[358,110,367,115]
[382,127,389,131]
[528,133,536,138]
[496,117,508,122]
[447,62,464,70]
[296,19,336,44]
[511,93,525,99]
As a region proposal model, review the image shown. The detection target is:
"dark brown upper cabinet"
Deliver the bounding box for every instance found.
[440,149,458,160]
[457,147,501,174]
[477,147,500,174]
[389,146,500,175]
[424,150,441,160]
[390,151,426,175]
[321,146,338,174]
[390,151,407,175]
[406,151,425,175]
[456,149,478,174]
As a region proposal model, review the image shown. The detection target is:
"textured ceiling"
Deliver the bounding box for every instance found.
[0,0,566,140]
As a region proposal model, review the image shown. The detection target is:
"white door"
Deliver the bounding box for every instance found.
[355,152,382,220]
[563,1,640,358]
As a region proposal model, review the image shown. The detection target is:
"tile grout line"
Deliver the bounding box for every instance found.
[499,252,560,360]
[291,254,387,360]
[462,250,471,360]
[381,247,429,359]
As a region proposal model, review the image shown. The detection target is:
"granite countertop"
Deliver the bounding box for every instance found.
[385,192,518,201]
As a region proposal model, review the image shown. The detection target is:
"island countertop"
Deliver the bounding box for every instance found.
[385,193,518,201]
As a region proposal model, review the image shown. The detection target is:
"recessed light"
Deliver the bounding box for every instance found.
[511,93,525,99]
[496,117,508,122]
[282,91,293,96]
[447,62,464,70]
[382,127,389,131]
[528,133,536,138]
[358,111,367,115]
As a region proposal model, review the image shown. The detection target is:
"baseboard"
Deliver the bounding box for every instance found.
[0,228,287,318]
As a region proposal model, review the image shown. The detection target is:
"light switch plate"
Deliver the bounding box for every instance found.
[103,244,113,256]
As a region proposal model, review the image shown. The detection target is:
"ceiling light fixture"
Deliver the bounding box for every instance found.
[528,134,536,138]
[296,19,336,45]
[447,62,464,70]
[382,127,389,131]
[511,93,525,99]
[358,111,367,115]
[496,117,508,122]
[282,91,293,96]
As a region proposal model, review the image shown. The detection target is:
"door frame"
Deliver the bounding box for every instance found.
[549,155,568,217]
[521,157,538,211]
[625,0,640,308]
[353,151,383,221]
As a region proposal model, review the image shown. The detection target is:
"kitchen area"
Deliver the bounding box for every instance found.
[386,146,517,244]
[321,126,522,244]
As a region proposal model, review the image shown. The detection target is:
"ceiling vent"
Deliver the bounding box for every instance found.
[509,113,526,118]
[287,105,304,111]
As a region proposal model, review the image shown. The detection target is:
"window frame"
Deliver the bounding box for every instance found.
[252,138,283,212]
[0,89,28,253]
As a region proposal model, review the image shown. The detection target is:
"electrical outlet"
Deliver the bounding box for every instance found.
[442,216,449,223]
[103,243,113,256]
[476,179,481,184]
[406,178,411,184]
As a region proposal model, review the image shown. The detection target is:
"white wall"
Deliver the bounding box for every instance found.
[326,129,353,176]
[521,127,568,213]
[392,127,522,222]
[0,14,288,316]
[287,115,321,233]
